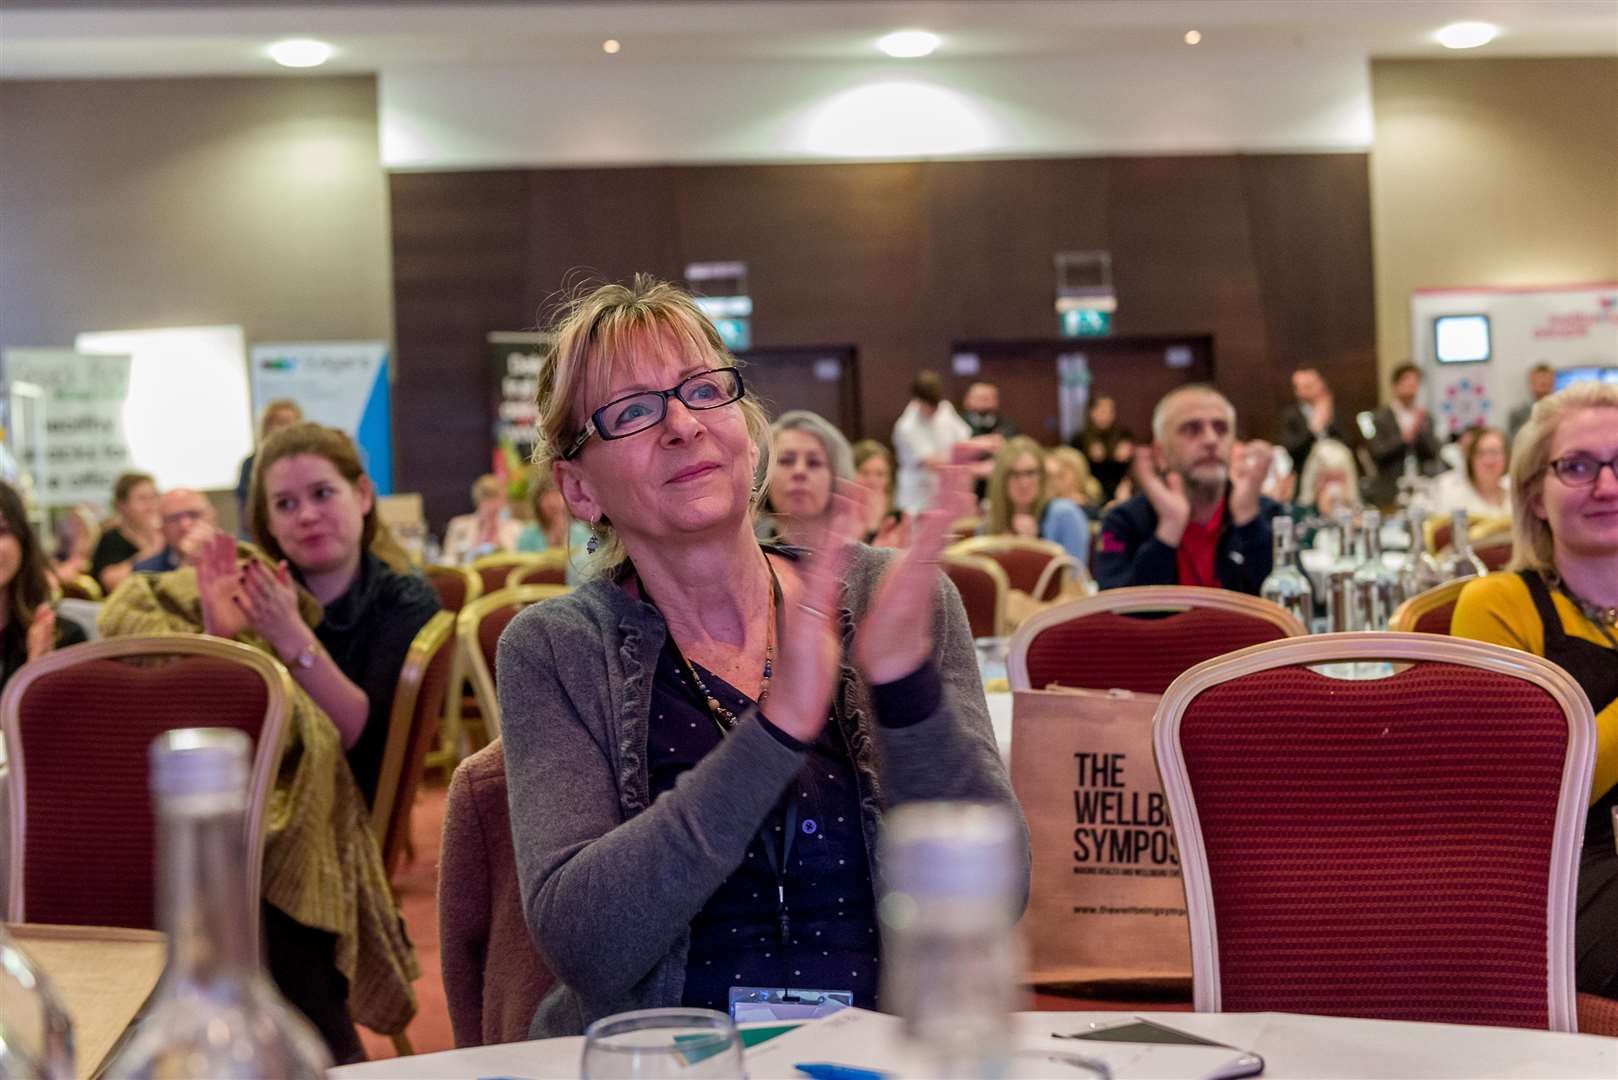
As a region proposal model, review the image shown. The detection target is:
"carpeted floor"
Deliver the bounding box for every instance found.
[353,781,1189,1063]
[357,782,454,1060]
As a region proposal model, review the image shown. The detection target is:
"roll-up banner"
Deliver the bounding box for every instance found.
[249,342,393,494]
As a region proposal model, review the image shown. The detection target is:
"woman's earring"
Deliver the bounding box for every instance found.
[586,521,600,555]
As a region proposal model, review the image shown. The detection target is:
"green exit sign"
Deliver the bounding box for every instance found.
[1061,309,1111,337]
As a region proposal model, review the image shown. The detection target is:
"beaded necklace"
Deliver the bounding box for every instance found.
[1547,569,1618,650]
[661,556,783,739]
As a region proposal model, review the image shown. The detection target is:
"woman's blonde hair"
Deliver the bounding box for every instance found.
[532,275,772,579]
[1507,381,1618,573]
[1045,445,1102,505]
[985,435,1049,536]
[1298,438,1361,510]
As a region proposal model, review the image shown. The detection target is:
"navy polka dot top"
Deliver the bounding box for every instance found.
[647,639,880,1013]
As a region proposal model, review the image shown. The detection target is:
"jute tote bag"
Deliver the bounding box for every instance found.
[1011,685,1192,987]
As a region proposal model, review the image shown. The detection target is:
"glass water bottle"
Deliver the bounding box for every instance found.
[103,729,331,1079]
[1438,508,1487,582]
[0,923,75,1079]
[1260,516,1313,630]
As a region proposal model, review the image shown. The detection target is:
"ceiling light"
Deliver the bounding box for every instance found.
[1184,30,1202,45]
[267,38,334,68]
[602,39,621,55]
[876,30,940,59]
[1435,21,1498,49]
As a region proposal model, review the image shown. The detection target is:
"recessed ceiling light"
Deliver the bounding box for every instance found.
[1184,30,1202,45]
[876,30,940,59]
[267,38,334,68]
[1435,21,1498,49]
[602,39,621,55]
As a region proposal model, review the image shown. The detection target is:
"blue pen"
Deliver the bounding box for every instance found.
[793,1064,891,1080]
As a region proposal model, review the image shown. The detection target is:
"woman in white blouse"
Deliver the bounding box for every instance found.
[1432,426,1512,522]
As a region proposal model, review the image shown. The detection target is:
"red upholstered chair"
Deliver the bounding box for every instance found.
[1388,577,1473,635]
[1153,633,1594,1031]
[506,551,569,589]
[1476,539,1513,572]
[941,554,1010,639]
[459,586,569,738]
[424,563,481,615]
[2,635,291,936]
[370,611,456,879]
[439,739,557,1047]
[948,537,1084,603]
[1008,586,1306,693]
[469,554,545,599]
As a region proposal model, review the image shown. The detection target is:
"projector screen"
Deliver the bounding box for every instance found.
[76,325,253,491]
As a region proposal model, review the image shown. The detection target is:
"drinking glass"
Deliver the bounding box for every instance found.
[580,1008,745,1080]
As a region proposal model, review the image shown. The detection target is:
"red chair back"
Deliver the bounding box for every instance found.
[509,563,566,587]
[1155,634,1593,1031]
[4,639,287,929]
[426,565,474,613]
[1476,541,1513,572]
[941,556,1006,639]
[1022,605,1293,693]
[1430,519,1453,554]
[1413,599,1457,635]
[984,546,1060,600]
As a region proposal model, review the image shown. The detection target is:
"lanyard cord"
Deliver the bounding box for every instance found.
[657,554,799,943]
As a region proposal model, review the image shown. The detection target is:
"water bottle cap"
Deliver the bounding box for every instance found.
[879,801,1020,904]
[150,728,250,797]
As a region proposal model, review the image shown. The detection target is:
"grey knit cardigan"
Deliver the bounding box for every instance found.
[495,544,1029,1038]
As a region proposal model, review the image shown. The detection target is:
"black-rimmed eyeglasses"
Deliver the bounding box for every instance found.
[1548,453,1618,488]
[562,368,745,460]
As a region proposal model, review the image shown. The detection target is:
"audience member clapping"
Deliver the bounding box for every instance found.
[1297,438,1361,519]
[89,471,163,594]
[763,410,852,549]
[443,473,523,565]
[500,275,1027,1037]
[1452,381,1618,997]
[1096,385,1277,593]
[0,480,86,692]
[984,436,1090,564]
[851,439,909,547]
[133,488,216,574]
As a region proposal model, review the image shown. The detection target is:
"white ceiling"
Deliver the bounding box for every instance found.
[1,0,1614,79]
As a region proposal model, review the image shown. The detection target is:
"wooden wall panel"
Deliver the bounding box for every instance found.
[390,154,1375,531]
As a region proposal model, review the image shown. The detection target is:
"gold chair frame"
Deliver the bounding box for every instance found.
[1387,577,1474,634]
[457,585,570,740]
[947,535,1089,600]
[940,553,1012,639]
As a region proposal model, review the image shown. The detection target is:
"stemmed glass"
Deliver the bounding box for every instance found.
[581,1008,745,1080]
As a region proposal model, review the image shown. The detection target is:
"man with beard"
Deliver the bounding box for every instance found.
[1095,385,1278,593]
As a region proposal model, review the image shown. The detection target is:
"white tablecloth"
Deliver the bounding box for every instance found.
[986,689,1013,763]
[329,1009,1617,1079]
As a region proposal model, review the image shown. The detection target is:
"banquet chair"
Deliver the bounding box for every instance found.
[949,536,1085,603]
[2,635,290,938]
[1008,586,1306,694]
[941,554,1011,639]
[506,548,569,588]
[422,564,481,779]
[369,611,455,879]
[1475,538,1513,572]
[468,553,546,598]
[439,739,556,1047]
[1388,577,1473,635]
[459,585,569,738]
[1153,632,1594,1031]
[423,563,481,614]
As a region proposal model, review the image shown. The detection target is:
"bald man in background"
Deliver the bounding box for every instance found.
[133,488,216,574]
